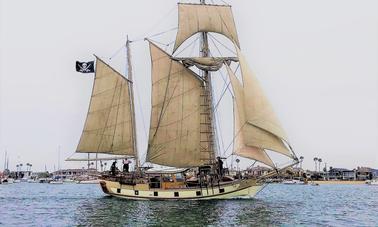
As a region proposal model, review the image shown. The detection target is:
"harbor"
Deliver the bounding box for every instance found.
[0,0,377,226]
[1,181,377,226]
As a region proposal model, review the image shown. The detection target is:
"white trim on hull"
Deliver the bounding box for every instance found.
[99,179,266,200]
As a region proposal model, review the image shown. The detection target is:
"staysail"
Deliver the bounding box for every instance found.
[226,47,294,163]
[174,3,240,52]
[146,41,210,168]
[76,57,135,156]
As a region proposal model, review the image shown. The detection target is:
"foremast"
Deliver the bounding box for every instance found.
[126,38,139,169]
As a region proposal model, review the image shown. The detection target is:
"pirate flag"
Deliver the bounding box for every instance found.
[76,61,95,73]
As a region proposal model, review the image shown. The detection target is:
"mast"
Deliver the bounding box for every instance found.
[200,0,217,169]
[126,37,139,169]
[3,150,6,170]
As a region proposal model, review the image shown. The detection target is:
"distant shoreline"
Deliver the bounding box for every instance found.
[313,180,365,185]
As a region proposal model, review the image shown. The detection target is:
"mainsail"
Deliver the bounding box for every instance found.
[226,46,294,163]
[76,57,136,156]
[174,3,240,52]
[146,41,210,168]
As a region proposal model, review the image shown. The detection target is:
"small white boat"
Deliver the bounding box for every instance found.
[13,179,21,183]
[282,179,305,185]
[1,178,14,184]
[49,180,63,184]
[367,179,378,185]
[76,179,100,184]
[63,179,76,183]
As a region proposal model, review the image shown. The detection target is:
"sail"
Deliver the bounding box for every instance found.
[76,58,135,156]
[226,63,292,159]
[236,46,289,143]
[174,3,240,52]
[147,41,209,168]
[233,99,275,168]
[173,57,238,71]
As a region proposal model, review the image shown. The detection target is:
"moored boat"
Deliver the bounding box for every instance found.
[367,179,378,185]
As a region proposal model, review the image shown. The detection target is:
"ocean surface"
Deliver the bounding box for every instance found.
[0,183,377,226]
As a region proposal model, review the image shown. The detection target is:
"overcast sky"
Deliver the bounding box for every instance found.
[0,0,377,172]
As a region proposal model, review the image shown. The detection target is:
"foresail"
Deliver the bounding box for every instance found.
[174,3,240,52]
[147,41,209,168]
[226,64,293,160]
[236,47,288,142]
[76,58,135,156]
[233,100,275,168]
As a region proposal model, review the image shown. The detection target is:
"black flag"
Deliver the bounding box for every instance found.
[76,61,95,73]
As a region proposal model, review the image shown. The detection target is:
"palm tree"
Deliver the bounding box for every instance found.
[313,157,318,172]
[299,156,304,169]
[318,158,322,173]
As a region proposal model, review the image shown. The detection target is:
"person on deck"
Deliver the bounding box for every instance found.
[123,158,131,173]
[110,161,117,176]
[216,157,224,177]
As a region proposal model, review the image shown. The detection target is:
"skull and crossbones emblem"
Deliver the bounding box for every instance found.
[79,62,92,73]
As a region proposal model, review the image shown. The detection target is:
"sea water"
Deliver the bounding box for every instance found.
[0,183,377,226]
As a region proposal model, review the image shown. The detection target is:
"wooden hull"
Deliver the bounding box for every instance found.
[99,179,265,200]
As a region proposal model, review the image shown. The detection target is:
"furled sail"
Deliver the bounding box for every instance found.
[173,3,240,52]
[147,41,209,168]
[76,58,135,156]
[173,57,238,71]
[226,48,293,160]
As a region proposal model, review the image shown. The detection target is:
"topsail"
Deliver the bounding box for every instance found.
[174,3,240,52]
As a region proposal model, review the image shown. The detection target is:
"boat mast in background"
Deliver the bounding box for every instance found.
[3,150,7,171]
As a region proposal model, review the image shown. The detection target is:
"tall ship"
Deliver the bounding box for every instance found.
[73,0,299,200]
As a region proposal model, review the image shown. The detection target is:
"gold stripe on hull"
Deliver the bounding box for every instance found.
[99,179,265,200]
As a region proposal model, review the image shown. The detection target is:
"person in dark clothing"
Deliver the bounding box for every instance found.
[111,161,117,176]
[216,157,224,177]
[123,158,131,173]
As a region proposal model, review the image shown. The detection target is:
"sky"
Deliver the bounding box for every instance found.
[0,0,377,172]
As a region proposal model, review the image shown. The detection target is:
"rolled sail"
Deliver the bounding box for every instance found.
[174,3,240,52]
[173,57,238,71]
[147,41,209,168]
[76,58,135,156]
[226,58,293,160]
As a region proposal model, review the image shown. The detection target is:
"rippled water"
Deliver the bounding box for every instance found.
[0,183,377,226]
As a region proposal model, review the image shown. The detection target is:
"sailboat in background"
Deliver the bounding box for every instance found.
[73,0,299,200]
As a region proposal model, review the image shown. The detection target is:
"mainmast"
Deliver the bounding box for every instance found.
[126,38,139,169]
[199,0,217,169]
